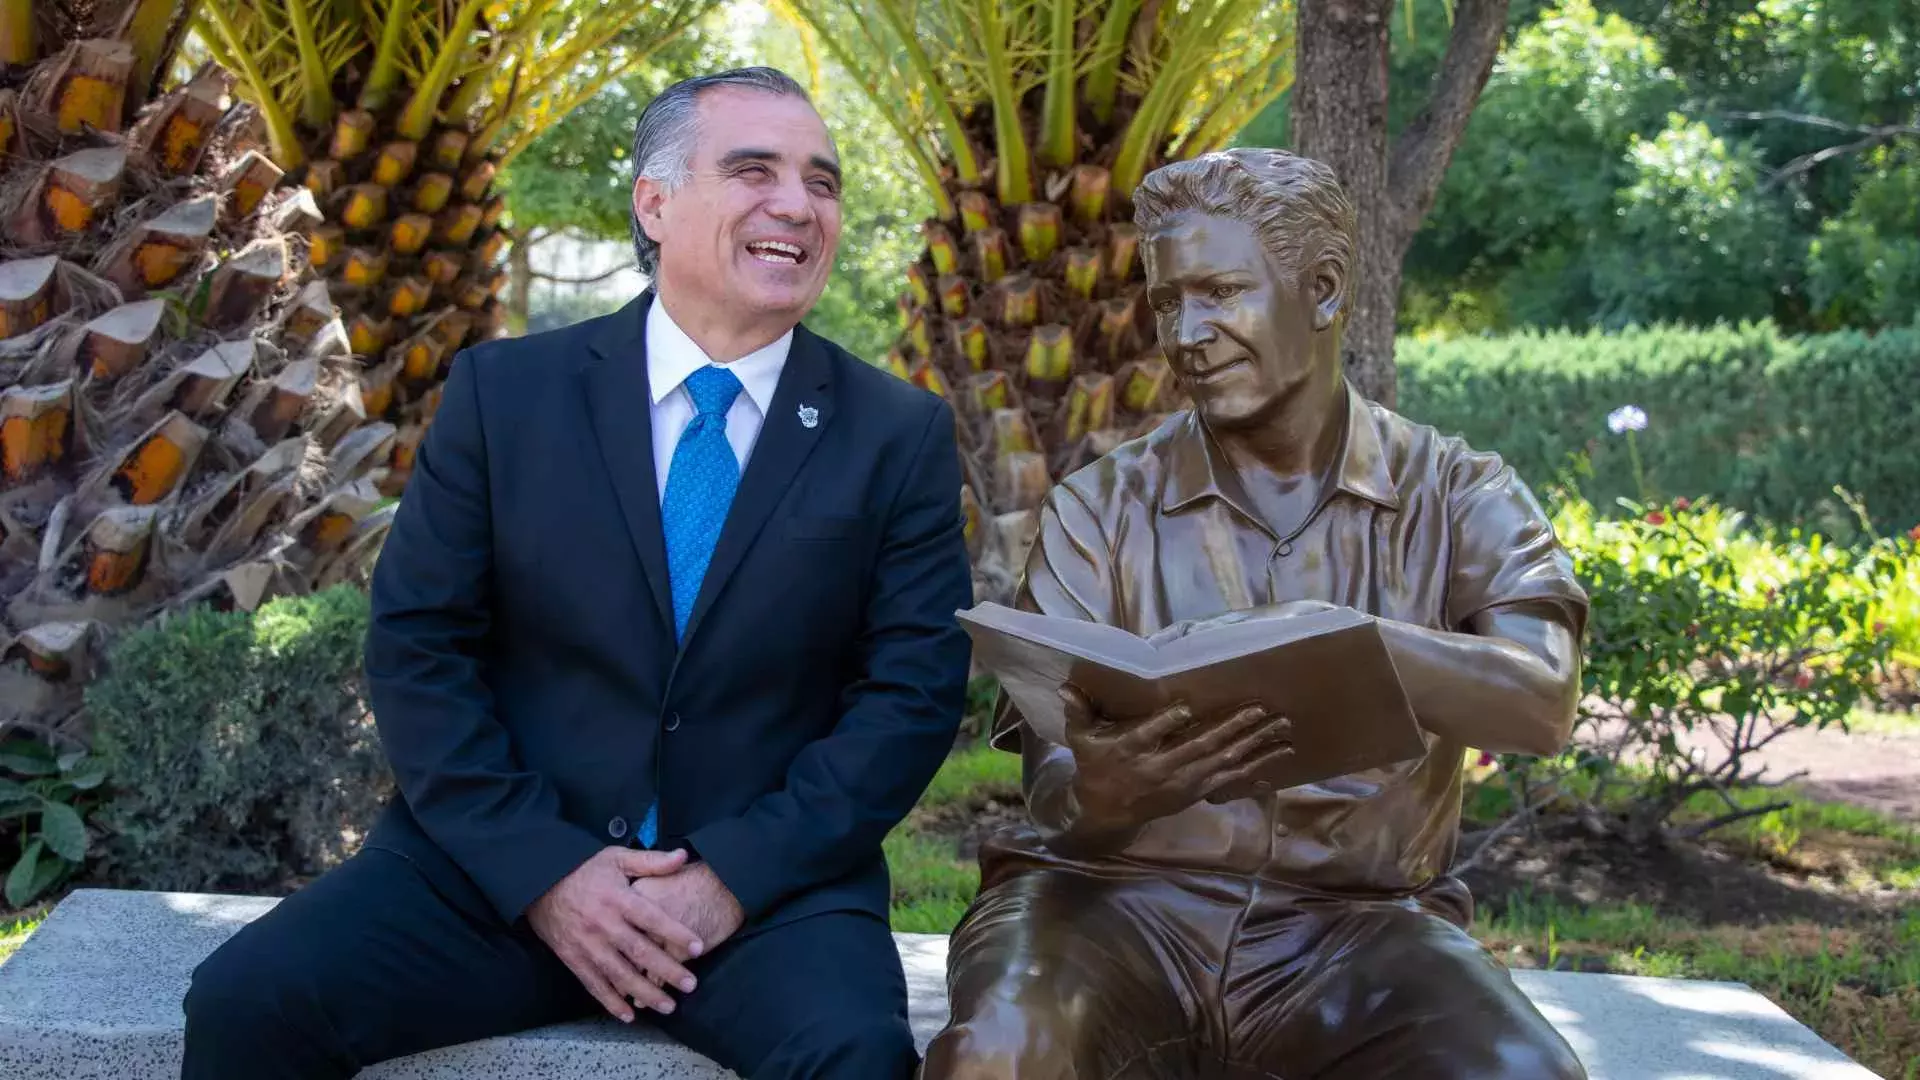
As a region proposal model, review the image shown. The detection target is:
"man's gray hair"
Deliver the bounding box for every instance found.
[628,67,813,277]
[1132,148,1357,316]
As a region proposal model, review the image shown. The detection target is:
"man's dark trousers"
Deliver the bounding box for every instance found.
[178,292,974,1077]
[179,848,913,1077]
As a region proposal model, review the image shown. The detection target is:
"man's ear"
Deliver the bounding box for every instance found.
[632,177,668,245]
[1311,258,1345,331]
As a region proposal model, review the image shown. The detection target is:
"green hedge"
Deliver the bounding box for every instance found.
[86,587,391,893]
[1397,322,1920,538]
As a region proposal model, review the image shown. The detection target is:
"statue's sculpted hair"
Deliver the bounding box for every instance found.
[1133,148,1357,315]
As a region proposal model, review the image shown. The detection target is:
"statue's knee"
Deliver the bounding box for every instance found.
[921,996,1076,1080]
[1490,1031,1587,1080]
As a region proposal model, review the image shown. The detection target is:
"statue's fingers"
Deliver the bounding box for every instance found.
[1164,704,1271,769]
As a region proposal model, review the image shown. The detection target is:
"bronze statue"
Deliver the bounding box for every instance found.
[921,149,1591,1080]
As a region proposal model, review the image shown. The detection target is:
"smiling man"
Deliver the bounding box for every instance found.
[178,68,974,1080]
[921,149,1591,1078]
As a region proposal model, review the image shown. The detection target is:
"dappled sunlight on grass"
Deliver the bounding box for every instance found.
[885,742,1023,934]
[1847,707,1920,737]
[917,742,1023,809]
[1481,894,1920,1077]
[0,914,44,965]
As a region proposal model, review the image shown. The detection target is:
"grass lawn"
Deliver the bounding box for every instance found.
[0,914,42,965]
[888,743,1920,1079]
[1849,705,1920,737]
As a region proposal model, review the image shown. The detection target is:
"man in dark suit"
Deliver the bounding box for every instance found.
[180,67,975,1080]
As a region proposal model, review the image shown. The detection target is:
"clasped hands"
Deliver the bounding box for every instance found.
[1063,599,1335,835]
[526,845,744,1024]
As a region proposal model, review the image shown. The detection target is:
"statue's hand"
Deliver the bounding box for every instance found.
[1058,685,1291,833]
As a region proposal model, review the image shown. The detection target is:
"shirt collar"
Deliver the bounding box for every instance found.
[645,295,791,416]
[1160,379,1402,526]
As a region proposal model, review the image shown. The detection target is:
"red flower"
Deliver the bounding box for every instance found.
[1645,511,1667,525]
[1794,671,1814,690]
[1910,524,1920,542]
[1673,497,1691,511]
[1873,621,1887,635]
[1477,751,1496,767]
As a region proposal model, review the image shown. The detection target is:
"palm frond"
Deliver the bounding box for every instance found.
[1113,0,1290,190]
[1036,0,1078,170]
[488,0,709,160]
[787,0,984,187]
[195,1,305,167]
[394,0,489,140]
[356,0,425,112]
[786,0,1296,210]
[283,0,353,127]
[776,0,955,218]
[116,0,197,104]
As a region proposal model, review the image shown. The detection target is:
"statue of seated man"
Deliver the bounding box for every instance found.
[921,149,1590,1080]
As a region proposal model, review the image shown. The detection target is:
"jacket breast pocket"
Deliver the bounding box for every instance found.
[784,514,867,542]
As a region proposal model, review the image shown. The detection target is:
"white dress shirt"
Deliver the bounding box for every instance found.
[646,299,792,502]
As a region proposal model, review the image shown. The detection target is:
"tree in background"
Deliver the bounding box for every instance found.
[1288,0,1516,406]
[197,0,713,492]
[1320,0,1920,336]
[0,1,385,737]
[493,8,931,363]
[779,0,1297,603]
[492,31,718,333]
[1403,1,1790,331]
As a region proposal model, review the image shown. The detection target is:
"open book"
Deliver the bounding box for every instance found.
[957,602,1429,800]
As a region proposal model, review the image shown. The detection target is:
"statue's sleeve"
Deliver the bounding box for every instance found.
[1442,446,1589,641]
[986,482,1117,751]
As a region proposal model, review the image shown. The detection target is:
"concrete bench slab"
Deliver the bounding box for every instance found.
[0,889,1880,1079]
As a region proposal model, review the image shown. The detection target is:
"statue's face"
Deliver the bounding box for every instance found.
[1143,210,1330,429]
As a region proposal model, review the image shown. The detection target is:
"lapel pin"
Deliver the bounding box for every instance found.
[797,403,819,429]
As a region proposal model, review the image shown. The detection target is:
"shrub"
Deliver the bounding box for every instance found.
[0,738,107,908]
[85,587,391,893]
[1482,490,1910,843]
[1397,322,1920,540]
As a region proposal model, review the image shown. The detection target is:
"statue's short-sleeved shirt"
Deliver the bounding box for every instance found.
[991,383,1589,897]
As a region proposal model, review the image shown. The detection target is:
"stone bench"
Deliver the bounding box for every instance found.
[0,889,1880,1079]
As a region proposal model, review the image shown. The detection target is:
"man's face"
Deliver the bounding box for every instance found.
[634,86,843,326]
[1143,210,1338,429]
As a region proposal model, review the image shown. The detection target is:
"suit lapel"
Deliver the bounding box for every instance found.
[680,323,837,647]
[582,292,675,635]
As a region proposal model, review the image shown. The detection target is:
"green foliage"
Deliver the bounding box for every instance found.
[1380,0,1920,335]
[1523,491,1905,837]
[84,587,391,893]
[496,14,931,364]
[0,739,108,909]
[1591,115,1792,327]
[797,117,930,364]
[1805,151,1920,329]
[883,743,1021,932]
[1396,321,1920,539]
[883,829,979,933]
[496,28,727,242]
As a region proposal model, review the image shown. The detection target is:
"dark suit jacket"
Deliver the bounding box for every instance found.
[361,291,975,933]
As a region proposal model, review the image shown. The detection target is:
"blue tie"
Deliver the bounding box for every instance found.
[640,365,743,848]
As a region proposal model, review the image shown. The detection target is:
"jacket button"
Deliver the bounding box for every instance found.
[665,712,682,732]
[607,816,628,839]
